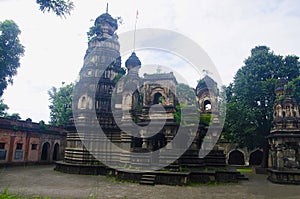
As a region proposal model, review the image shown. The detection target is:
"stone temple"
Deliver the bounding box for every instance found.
[55,9,240,185]
[267,79,300,184]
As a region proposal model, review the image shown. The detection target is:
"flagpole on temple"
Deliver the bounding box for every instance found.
[133,10,138,52]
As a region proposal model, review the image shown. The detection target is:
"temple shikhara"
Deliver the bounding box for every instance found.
[55,9,233,184]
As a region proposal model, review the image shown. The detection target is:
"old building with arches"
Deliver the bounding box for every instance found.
[0,118,66,165]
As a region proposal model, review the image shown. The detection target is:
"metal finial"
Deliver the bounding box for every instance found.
[106,3,108,13]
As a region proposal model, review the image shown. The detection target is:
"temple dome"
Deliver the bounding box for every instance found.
[95,13,118,29]
[125,52,141,70]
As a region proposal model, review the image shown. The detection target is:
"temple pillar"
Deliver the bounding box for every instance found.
[276,144,284,169]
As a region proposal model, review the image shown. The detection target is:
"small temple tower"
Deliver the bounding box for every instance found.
[267,79,300,184]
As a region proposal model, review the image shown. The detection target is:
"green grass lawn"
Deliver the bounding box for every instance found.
[236,168,253,173]
[0,188,51,199]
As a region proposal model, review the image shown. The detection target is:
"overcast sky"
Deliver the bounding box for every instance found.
[1,0,300,123]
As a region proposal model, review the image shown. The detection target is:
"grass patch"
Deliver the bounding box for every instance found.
[236,168,253,173]
[0,188,51,199]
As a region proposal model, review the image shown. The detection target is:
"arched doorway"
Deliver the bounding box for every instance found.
[53,143,59,161]
[41,142,50,161]
[249,149,263,166]
[153,92,162,104]
[228,150,245,165]
[204,100,212,111]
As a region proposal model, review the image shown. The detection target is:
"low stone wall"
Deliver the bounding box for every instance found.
[115,170,143,182]
[55,161,108,175]
[154,171,189,185]
[268,168,300,184]
[55,161,240,185]
[187,171,215,184]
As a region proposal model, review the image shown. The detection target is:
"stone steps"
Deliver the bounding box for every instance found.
[139,174,156,185]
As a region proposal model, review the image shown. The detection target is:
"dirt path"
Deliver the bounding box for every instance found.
[0,165,300,199]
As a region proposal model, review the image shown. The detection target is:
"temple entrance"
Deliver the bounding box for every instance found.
[53,143,59,161]
[249,149,263,166]
[41,142,50,161]
[204,100,212,111]
[153,92,162,104]
[228,150,245,165]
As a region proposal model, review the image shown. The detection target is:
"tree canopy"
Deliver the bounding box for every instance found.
[0,99,9,117]
[48,82,74,126]
[176,83,196,105]
[0,99,22,120]
[36,0,74,17]
[223,46,300,149]
[0,20,25,97]
[288,76,300,105]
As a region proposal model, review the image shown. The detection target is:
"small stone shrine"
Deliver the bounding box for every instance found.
[267,79,300,184]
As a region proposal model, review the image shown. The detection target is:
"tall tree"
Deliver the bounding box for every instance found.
[0,20,25,97]
[36,0,74,17]
[48,82,74,126]
[223,46,300,150]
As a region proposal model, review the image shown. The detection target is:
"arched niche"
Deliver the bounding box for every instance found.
[53,143,60,161]
[228,149,245,165]
[249,149,263,166]
[41,142,50,161]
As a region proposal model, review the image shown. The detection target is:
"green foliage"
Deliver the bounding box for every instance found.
[87,17,122,41]
[87,24,102,41]
[174,103,184,124]
[176,83,196,105]
[113,73,123,84]
[288,76,300,104]
[38,120,49,130]
[0,99,22,120]
[223,46,300,149]
[1,188,51,198]
[36,0,74,17]
[5,113,21,120]
[199,114,212,126]
[0,99,9,117]
[48,82,74,126]
[0,20,24,96]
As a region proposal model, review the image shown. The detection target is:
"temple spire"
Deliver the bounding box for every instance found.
[106,3,108,13]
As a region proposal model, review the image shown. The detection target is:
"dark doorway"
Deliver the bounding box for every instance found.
[204,100,212,111]
[249,149,263,166]
[153,92,162,104]
[41,142,50,161]
[53,143,59,161]
[228,150,245,165]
